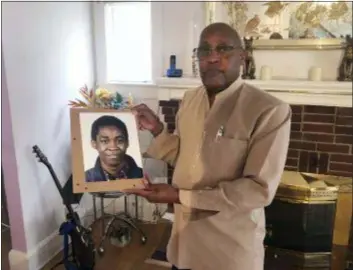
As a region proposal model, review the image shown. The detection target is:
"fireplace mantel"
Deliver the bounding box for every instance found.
[155,77,352,107]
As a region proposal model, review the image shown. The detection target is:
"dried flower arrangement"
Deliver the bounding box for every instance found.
[68,85,134,109]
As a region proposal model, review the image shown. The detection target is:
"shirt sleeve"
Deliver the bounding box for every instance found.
[145,93,188,167]
[179,103,291,212]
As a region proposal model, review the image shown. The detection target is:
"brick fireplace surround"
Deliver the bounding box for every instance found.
[159,101,352,183]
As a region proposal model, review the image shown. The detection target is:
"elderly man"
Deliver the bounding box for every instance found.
[127,23,291,270]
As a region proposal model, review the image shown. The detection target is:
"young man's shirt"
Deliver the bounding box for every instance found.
[85,154,143,182]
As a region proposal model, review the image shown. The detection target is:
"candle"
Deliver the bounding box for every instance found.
[308,67,322,81]
[260,66,272,80]
[193,22,200,48]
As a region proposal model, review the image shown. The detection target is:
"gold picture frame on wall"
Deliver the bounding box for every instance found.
[70,108,144,193]
[205,1,351,50]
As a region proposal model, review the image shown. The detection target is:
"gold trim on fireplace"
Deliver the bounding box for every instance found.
[253,39,345,50]
[275,197,337,204]
[265,246,332,259]
[265,89,351,95]
[275,185,339,202]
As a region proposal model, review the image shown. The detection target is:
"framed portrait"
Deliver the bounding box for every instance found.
[205,1,351,50]
[70,108,145,193]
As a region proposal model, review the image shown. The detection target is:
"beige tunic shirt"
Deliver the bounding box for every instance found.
[146,78,291,270]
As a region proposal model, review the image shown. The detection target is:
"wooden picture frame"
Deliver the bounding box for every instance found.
[70,108,144,193]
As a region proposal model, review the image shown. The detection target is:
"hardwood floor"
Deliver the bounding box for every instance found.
[2,168,11,270]
[42,221,171,270]
[39,218,349,270]
[1,227,11,270]
[332,245,349,270]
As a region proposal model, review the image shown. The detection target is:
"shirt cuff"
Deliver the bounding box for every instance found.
[179,188,226,212]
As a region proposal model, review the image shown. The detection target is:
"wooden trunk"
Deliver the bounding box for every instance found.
[324,177,352,247]
[346,215,353,270]
[265,171,339,252]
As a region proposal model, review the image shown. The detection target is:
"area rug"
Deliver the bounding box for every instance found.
[144,222,172,268]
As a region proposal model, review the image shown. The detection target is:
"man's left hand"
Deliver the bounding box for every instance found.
[124,177,180,204]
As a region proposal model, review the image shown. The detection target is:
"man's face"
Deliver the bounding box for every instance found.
[91,126,128,167]
[198,31,243,94]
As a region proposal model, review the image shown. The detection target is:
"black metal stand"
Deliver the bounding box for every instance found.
[32,146,95,270]
[90,192,147,256]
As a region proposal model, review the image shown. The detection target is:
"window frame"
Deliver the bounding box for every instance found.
[91,1,163,85]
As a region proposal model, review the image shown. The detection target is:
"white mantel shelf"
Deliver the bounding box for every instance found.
[155,77,352,107]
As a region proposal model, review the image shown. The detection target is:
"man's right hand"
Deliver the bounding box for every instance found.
[132,104,164,137]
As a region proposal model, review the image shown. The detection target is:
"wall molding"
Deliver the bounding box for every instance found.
[155,77,352,107]
[12,191,169,270]
[8,204,97,270]
[8,233,61,270]
[2,52,27,252]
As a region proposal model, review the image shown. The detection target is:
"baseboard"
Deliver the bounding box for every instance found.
[9,198,125,270]
[8,232,57,270]
[9,206,97,270]
[9,198,169,270]
[144,258,172,268]
[9,249,28,270]
[9,229,64,270]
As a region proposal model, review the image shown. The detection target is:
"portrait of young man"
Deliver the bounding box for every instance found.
[85,115,143,182]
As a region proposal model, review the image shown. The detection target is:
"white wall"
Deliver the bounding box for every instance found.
[99,3,346,212]
[100,1,346,154]
[159,2,343,81]
[101,2,344,98]
[1,1,346,268]
[2,2,95,268]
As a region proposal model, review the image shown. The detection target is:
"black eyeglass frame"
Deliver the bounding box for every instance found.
[193,44,243,59]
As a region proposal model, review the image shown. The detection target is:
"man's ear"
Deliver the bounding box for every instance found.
[91,140,97,149]
[240,50,245,61]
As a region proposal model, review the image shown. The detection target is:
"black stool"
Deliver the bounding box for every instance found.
[90,192,147,255]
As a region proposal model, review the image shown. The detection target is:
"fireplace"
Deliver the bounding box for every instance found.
[153,77,353,268]
[160,100,352,183]
[155,78,353,183]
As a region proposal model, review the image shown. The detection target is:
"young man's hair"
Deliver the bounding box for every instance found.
[91,115,129,141]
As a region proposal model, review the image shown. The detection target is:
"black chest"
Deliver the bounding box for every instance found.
[265,199,336,252]
[264,172,339,253]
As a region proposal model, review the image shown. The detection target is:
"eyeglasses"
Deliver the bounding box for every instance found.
[194,44,241,59]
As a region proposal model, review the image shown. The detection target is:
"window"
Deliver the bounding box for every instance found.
[104,2,152,83]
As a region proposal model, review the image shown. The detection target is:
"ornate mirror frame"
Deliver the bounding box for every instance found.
[205,1,351,50]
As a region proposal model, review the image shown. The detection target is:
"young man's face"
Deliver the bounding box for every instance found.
[91,126,128,167]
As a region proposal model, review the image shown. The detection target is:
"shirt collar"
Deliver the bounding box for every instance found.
[215,76,244,101]
[94,157,130,180]
[201,76,244,107]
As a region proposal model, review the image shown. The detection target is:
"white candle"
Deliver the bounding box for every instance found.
[308,67,322,81]
[260,66,272,81]
[193,20,201,48]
